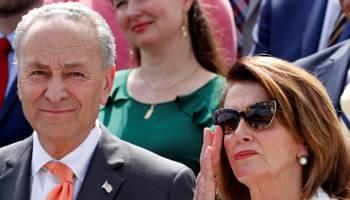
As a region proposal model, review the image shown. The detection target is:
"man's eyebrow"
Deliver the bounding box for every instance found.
[64,62,83,69]
[26,62,83,69]
[27,62,50,69]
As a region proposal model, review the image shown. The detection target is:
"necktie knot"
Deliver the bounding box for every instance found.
[44,162,74,200]
[44,162,74,183]
[0,37,11,53]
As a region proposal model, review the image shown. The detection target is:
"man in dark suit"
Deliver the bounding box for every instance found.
[0,2,195,199]
[250,0,350,62]
[294,0,350,140]
[0,0,44,147]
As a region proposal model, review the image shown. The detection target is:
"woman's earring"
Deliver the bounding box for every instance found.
[130,48,134,55]
[299,156,308,165]
[182,15,188,36]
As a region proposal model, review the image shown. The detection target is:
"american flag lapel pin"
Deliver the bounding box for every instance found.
[101,181,113,193]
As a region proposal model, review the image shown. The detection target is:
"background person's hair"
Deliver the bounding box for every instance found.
[14,2,115,70]
[129,0,226,76]
[216,56,350,200]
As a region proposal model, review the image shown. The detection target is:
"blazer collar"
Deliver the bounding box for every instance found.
[314,40,350,111]
[77,121,125,200]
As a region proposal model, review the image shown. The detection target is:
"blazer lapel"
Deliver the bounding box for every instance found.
[77,122,125,200]
[0,78,19,122]
[314,40,350,111]
[0,136,33,200]
[302,0,328,57]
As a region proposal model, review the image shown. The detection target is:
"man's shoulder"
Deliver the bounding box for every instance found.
[100,124,193,175]
[121,139,191,173]
[0,137,32,173]
[95,123,196,199]
[294,39,350,71]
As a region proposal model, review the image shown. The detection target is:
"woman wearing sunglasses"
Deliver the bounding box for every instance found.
[194,56,350,200]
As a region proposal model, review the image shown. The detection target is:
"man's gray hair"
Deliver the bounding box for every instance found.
[14,2,116,69]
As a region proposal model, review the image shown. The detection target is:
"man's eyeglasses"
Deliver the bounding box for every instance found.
[213,100,282,135]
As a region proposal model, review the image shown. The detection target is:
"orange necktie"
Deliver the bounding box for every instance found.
[44,162,74,200]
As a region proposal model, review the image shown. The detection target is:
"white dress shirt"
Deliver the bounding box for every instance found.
[318,0,342,51]
[30,120,101,200]
[0,31,18,100]
[309,187,337,200]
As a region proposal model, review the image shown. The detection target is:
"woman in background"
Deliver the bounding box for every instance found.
[194,56,350,199]
[99,0,226,175]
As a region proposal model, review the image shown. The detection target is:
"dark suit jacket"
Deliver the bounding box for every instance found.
[294,39,350,113]
[250,0,350,62]
[0,77,33,147]
[0,122,196,199]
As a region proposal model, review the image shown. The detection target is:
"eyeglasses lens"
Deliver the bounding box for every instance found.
[245,105,273,129]
[216,112,239,134]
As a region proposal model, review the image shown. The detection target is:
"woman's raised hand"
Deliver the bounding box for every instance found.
[194,126,223,200]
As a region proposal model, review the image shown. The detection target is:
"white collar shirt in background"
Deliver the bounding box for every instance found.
[0,31,18,100]
[318,0,342,51]
[30,120,101,200]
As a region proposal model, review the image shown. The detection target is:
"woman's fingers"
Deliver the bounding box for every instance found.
[201,128,214,156]
[194,146,217,200]
[211,125,223,166]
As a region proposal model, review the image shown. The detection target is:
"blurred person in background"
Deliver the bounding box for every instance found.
[295,0,350,141]
[99,0,227,175]
[250,0,350,62]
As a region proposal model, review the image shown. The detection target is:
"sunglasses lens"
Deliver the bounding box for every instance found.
[245,105,274,129]
[216,112,240,134]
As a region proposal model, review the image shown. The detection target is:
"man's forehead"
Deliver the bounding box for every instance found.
[18,18,101,66]
[20,18,98,50]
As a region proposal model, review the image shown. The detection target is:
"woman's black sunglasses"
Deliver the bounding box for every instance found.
[213,100,282,135]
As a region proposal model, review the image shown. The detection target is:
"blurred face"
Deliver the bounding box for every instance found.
[340,0,350,22]
[113,0,192,47]
[223,81,307,185]
[0,0,42,17]
[17,19,114,144]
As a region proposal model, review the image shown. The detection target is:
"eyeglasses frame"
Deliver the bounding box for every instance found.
[213,100,282,134]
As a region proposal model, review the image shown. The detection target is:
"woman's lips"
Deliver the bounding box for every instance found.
[234,150,259,160]
[132,22,153,32]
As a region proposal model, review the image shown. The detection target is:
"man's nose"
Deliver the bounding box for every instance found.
[44,75,69,103]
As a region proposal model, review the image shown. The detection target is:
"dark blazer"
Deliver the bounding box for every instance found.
[294,39,350,113]
[250,0,350,62]
[0,122,196,199]
[0,77,33,147]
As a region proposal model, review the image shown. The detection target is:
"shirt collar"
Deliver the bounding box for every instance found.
[0,31,15,47]
[31,120,101,182]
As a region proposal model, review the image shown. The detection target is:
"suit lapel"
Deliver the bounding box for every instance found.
[314,41,350,111]
[0,136,33,200]
[302,0,328,57]
[0,78,19,122]
[77,122,125,200]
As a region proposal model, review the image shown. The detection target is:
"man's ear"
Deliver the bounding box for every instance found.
[100,66,115,105]
[17,67,22,101]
